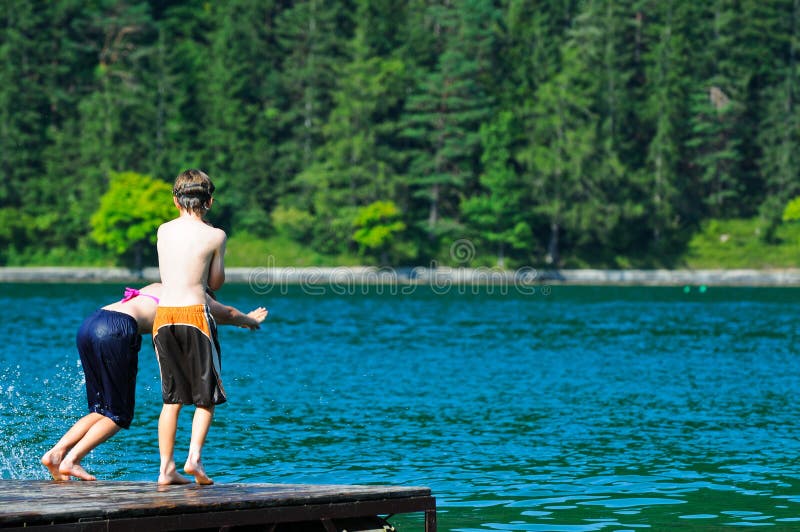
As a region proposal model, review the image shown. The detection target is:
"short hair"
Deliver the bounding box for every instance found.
[173,169,215,215]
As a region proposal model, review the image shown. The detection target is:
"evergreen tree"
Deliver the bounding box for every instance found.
[573,0,645,261]
[502,0,578,107]
[151,0,214,172]
[462,111,532,267]
[198,0,284,234]
[398,0,498,246]
[0,2,51,250]
[68,0,156,256]
[685,87,743,219]
[76,2,154,176]
[685,0,748,219]
[358,0,408,55]
[293,0,408,254]
[521,42,597,266]
[275,0,351,186]
[640,1,694,253]
[520,1,639,265]
[733,0,797,209]
[0,0,798,265]
[756,0,800,235]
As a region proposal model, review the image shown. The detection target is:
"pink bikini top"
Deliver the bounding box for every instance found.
[121,287,160,304]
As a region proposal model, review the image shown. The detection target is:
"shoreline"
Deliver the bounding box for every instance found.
[2,266,800,286]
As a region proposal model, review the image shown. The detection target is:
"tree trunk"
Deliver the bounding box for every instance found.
[546,221,560,265]
[428,183,439,237]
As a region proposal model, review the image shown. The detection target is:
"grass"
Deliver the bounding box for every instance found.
[5,218,800,270]
[4,242,118,267]
[224,233,363,268]
[683,218,800,269]
[226,219,800,269]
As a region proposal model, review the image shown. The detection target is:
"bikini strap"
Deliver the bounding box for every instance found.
[121,287,141,303]
[121,287,160,304]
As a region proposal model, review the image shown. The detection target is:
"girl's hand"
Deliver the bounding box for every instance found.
[241,307,268,329]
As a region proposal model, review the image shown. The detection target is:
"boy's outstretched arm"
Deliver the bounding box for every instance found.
[207,297,267,330]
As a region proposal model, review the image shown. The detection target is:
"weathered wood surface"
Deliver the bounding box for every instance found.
[0,480,434,529]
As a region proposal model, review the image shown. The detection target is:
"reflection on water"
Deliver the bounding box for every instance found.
[2,284,800,530]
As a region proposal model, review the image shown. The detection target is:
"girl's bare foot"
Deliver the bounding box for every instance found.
[58,460,96,481]
[184,456,213,485]
[41,450,67,481]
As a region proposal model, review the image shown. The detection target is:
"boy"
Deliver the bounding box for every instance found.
[41,284,267,481]
[153,169,227,485]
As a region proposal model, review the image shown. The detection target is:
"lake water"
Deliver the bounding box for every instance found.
[2,282,800,530]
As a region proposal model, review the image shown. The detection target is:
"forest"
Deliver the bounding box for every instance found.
[2,0,800,269]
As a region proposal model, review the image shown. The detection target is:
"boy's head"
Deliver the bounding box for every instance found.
[173,169,215,216]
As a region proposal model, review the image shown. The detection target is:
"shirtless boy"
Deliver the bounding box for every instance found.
[41,283,267,481]
[153,169,227,485]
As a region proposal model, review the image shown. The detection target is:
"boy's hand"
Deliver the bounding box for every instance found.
[241,307,268,329]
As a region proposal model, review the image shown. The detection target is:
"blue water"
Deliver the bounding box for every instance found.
[2,283,800,530]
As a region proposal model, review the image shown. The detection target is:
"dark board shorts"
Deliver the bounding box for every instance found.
[76,309,142,428]
[152,305,226,407]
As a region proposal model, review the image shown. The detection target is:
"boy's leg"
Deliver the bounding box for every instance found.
[158,403,190,485]
[58,416,121,481]
[184,405,214,485]
[41,412,105,480]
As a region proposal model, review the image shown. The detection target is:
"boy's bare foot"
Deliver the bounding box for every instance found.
[184,457,213,485]
[58,460,96,481]
[158,463,191,485]
[41,450,67,481]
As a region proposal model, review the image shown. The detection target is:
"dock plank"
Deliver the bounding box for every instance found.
[0,480,435,531]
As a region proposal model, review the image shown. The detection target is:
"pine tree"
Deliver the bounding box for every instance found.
[197,0,284,234]
[640,1,694,252]
[0,1,48,256]
[150,0,214,172]
[502,0,577,100]
[462,111,532,267]
[293,0,408,254]
[520,0,641,265]
[275,0,351,184]
[521,42,597,265]
[398,0,498,247]
[573,0,644,261]
[685,0,748,219]
[755,0,800,234]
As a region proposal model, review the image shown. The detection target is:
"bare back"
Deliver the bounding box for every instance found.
[157,216,226,306]
[102,283,162,333]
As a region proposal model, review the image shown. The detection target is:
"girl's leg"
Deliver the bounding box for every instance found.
[184,405,214,485]
[58,416,121,481]
[41,412,105,480]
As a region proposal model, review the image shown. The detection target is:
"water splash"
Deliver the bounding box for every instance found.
[0,356,85,479]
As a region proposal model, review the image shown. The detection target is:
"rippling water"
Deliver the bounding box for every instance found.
[2,283,800,530]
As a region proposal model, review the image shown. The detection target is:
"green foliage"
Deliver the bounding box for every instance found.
[640,2,693,250]
[225,232,361,267]
[685,217,800,268]
[271,205,315,241]
[90,172,174,267]
[3,1,800,268]
[352,201,407,263]
[399,1,497,241]
[463,111,533,266]
[782,196,800,222]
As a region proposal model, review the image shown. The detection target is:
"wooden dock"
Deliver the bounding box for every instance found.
[0,480,436,531]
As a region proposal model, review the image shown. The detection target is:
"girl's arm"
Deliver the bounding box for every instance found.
[207,297,267,330]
